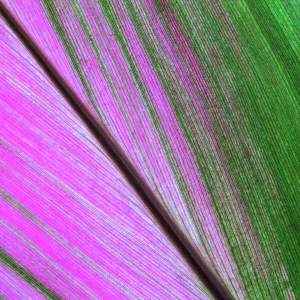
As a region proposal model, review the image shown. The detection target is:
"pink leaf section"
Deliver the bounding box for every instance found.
[0,20,211,299]
[0,3,243,296]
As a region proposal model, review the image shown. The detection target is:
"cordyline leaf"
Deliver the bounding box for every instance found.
[0,0,299,299]
[0,11,215,300]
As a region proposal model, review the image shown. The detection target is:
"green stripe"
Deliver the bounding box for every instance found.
[215,0,300,296]
[0,248,61,299]
[167,0,300,297]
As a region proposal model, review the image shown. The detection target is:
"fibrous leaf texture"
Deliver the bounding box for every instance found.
[0,0,299,299]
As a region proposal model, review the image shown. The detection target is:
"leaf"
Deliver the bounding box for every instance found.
[0,0,299,299]
[0,16,212,299]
